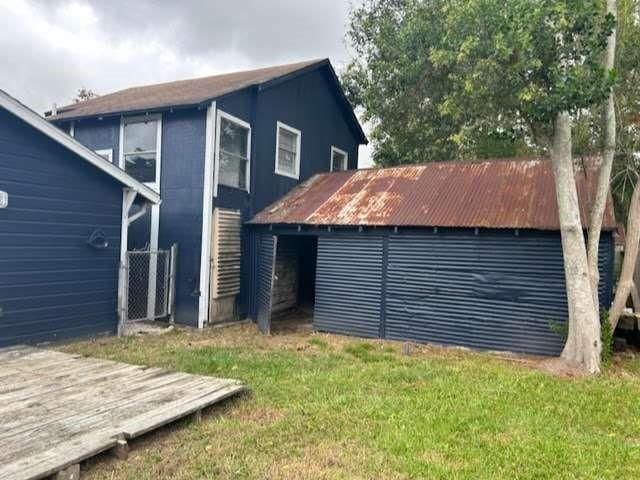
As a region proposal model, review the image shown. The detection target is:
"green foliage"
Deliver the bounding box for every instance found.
[346,0,615,165]
[549,319,568,340]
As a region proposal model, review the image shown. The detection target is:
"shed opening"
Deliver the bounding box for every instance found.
[270,235,318,328]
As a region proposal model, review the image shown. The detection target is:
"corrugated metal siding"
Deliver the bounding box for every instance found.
[384,231,613,356]
[314,236,383,338]
[0,108,122,347]
[256,235,276,334]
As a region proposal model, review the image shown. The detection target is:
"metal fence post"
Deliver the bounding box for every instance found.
[168,243,178,324]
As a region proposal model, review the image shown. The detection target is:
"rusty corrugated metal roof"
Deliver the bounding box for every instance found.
[250,158,616,231]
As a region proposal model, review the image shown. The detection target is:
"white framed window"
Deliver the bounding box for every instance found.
[215,110,251,191]
[275,121,301,179]
[330,146,348,171]
[95,148,113,163]
[119,114,162,191]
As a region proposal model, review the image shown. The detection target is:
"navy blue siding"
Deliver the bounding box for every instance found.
[158,109,207,326]
[0,108,123,346]
[311,229,614,356]
[251,68,360,212]
[314,237,384,338]
[69,117,120,165]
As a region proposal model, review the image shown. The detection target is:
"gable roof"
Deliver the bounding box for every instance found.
[0,89,160,204]
[250,158,616,231]
[46,59,367,144]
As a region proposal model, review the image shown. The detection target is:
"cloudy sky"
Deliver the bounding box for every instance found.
[0,0,373,166]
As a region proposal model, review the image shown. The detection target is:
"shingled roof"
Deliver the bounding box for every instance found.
[250,158,616,231]
[46,59,367,143]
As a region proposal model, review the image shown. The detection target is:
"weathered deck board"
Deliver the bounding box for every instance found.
[0,346,244,480]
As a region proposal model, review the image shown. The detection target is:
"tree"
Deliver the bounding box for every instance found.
[343,0,537,166]
[74,87,98,103]
[347,0,615,373]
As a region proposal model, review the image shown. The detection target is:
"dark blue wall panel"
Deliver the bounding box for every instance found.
[251,69,360,213]
[71,117,120,165]
[314,236,384,338]
[0,108,122,346]
[310,228,614,356]
[158,109,207,326]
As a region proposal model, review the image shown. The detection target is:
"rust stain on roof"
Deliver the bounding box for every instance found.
[250,158,616,231]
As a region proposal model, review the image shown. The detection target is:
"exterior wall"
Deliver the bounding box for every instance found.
[251,68,360,212]
[52,65,363,326]
[258,227,614,356]
[0,108,123,346]
[67,117,121,164]
[158,109,207,325]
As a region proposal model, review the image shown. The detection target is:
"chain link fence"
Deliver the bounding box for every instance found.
[126,249,171,322]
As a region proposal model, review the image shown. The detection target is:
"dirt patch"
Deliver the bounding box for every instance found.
[228,404,286,425]
[263,440,401,480]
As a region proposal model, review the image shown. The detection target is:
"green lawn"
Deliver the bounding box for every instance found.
[62,323,640,479]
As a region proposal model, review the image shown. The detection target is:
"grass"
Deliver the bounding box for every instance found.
[61,323,640,480]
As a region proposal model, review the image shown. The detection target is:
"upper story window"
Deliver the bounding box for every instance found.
[217,111,251,191]
[275,121,301,179]
[330,146,348,171]
[121,115,161,188]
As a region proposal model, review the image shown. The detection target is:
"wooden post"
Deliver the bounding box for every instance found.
[54,464,80,480]
[114,438,130,460]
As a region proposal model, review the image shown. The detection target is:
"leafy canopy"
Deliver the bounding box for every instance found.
[345,0,615,165]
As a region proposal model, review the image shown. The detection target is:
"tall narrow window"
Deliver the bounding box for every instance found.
[330,146,348,171]
[217,111,250,191]
[121,115,161,187]
[275,121,301,179]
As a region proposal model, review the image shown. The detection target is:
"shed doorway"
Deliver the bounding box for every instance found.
[256,234,317,334]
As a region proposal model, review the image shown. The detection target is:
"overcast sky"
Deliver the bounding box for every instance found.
[0,0,373,166]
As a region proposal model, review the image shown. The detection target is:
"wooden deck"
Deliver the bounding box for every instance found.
[0,346,244,480]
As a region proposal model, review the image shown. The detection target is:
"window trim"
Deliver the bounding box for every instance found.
[214,110,251,192]
[118,113,162,192]
[274,121,301,179]
[95,148,113,163]
[330,146,348,172]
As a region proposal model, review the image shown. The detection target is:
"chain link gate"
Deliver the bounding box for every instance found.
[124,245,177,323]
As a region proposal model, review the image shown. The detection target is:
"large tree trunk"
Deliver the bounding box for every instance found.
[587,0,617,307]
[609,178,640,330]
[552,112,602,374]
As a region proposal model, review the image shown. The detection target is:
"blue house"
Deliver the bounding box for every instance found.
[0,90,160,346]
[48,59,368,328]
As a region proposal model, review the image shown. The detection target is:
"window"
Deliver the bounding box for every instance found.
[330,146,348,171]
[120,115,161,187]
[216,111,250,190]
[95,149,113,163]
[275,121,301,179]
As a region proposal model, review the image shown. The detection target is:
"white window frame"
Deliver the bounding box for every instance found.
[274,121,301,179]
[95,148,113,163]
[118,113,162,193]
[215,110,251,192]
[330,146,348,172]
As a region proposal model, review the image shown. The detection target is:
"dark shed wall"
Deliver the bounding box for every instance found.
[251,68,361,212]
[312,229,614,356]
[0,108,123,346]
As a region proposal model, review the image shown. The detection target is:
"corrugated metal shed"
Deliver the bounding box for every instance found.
[250,158,617,231]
